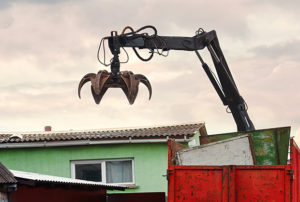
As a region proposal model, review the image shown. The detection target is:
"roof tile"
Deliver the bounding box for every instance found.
[0,123,204,143]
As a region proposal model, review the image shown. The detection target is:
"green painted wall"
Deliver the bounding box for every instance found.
[189,131,200,146]
[0,143,169,193]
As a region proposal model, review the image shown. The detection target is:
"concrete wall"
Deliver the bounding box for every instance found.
[0,143,169,193]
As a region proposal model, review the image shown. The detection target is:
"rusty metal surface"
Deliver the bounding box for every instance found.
[107,192,165,202]
[169,140,187,166]
[78,70,151,105]
[0,123,204,143]
[200,127,290,165]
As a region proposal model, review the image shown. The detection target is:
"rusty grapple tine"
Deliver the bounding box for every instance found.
[120,86,133,104]
[120,71,135,104]
[128,71,137,97]
[135,74,152,100]
[120,71,131,91]
[131,79,140,104]
[91,85,108,104]
[93,70,110,95]
[78,73,96,98]
[124,80,139,105]
[124,71,140,104]
[129,71,141,104]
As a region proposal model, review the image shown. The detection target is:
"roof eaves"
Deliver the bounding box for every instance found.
[11,170,126,190]
[0,138,192,149]
[0,122,205,145]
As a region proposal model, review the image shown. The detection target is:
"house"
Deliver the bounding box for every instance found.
[0,123,205,195]
[1,163,165,202]
[0,162,17,202]
[0,162,125,202]
[10,169,124,202]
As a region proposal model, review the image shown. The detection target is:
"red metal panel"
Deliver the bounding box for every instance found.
[235,166,288,201]
[285,166,292,202]
[169,166,225,202]
[228,166,235,201]
[167,141,227,201]
[167,140,300,202]
[168,165,291,202]
[167,167,175,202]
[290,139,300,202]
[222,167,229,202]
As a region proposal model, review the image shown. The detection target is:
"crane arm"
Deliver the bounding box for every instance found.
[106,28,254,132]
[77,26,255,131]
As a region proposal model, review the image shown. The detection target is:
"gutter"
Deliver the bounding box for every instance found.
[0,137,191,149]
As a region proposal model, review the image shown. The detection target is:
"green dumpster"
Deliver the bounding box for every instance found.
[200,127,291,165]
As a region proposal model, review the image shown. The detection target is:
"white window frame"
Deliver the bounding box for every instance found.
[71,158,135,184]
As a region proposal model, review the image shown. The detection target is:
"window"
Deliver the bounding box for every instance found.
[71,159,134,184]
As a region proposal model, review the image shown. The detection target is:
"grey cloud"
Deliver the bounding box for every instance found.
[250,0,300,9]
[0,80,79,116]
[59,0,251,39]
[0,0,77,11]
[250,40,300,60]
[0,0,10,9]
[0,0,252,74]
[12,0,81,4]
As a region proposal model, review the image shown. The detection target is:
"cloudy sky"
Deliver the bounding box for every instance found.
[0,0,299,143]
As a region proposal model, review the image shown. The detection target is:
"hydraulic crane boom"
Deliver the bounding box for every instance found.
[79,26,255,132]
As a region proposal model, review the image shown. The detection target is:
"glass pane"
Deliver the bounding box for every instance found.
[106,160,133,183]
[75,163,102,182]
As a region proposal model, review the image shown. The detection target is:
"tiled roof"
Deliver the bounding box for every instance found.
[0,162,17,184]
[11,170,125,190]
[0,123,204,143]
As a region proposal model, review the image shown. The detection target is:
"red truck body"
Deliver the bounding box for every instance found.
[167,139,300,202]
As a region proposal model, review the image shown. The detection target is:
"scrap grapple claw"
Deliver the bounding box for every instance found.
[78,70,152,105]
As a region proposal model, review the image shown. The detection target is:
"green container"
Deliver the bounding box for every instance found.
[200,127,290,165]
